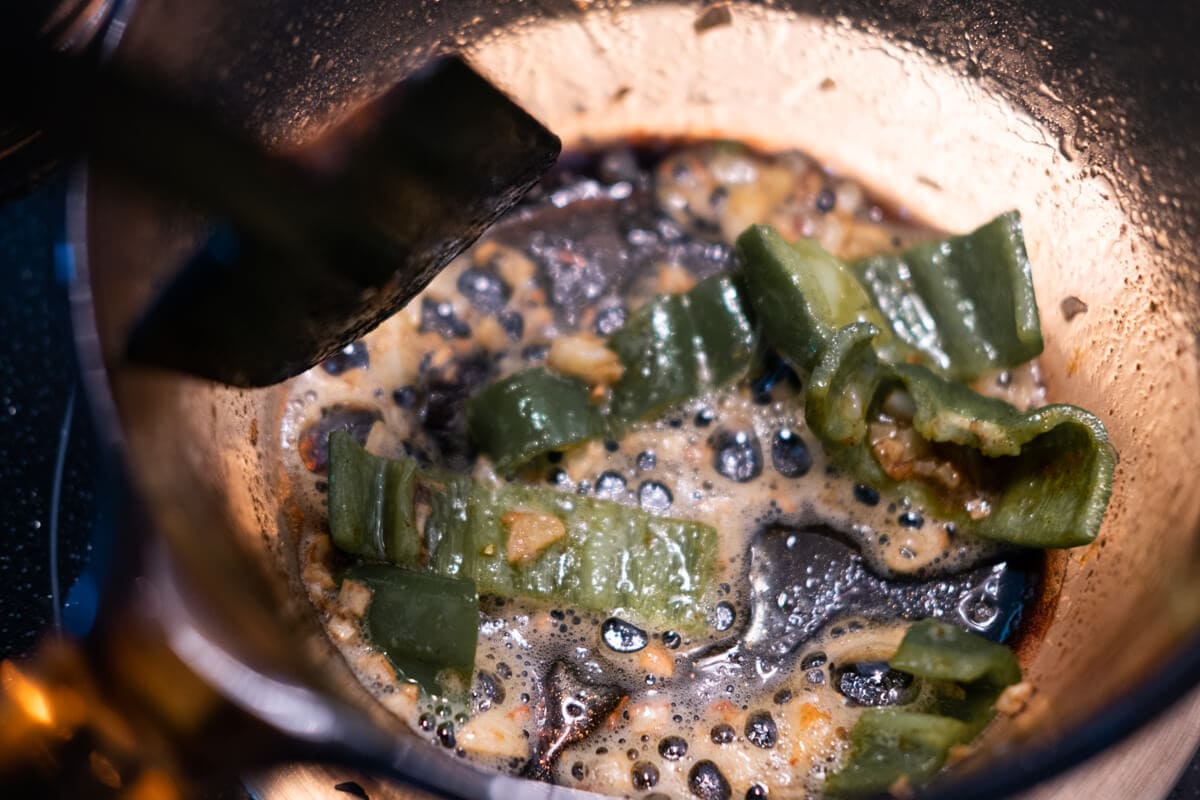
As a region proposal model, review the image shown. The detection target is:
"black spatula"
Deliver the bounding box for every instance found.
[119,58,560,386]
[3,40,559,386]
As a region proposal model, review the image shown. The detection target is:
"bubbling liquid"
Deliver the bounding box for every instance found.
[285,141,1043,798]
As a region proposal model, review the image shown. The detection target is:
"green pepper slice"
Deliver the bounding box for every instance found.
[328,429,420,563]
[891,619,1021,690]
[829,620,1022,796]
[609,273,756,421]
[466,368,604,474]
[850,211,1043,381]
[329,431,718,630]
[735,224,884,372]
[737,225,1115,549]
[458,483,717,630]
[342,563,478,696]
[890,619,1022,734]
[826,710,970,797]
[467,274,755,470]
[806,324,1115,548]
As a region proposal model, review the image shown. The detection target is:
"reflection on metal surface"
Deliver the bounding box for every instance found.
[150,545,343,742]
[48,385,76,635]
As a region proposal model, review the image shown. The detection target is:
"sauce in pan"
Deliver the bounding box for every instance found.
[285,141,1046,798]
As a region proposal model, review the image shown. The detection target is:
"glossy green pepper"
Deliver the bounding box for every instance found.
[466,368,604,474]
[735,224,884,372]
[467,274,755,470]
[328,429,420,563]
[806,323,1115,548]
[851,211,1044,381]
[342,563,478,696]
[891,619,1022,730]
[737,226,1115,549]
[608,273,756,421]
[826,710,969,797]
[329,432,718,631]
[828,620,1022,796]
[891,620,1022,689]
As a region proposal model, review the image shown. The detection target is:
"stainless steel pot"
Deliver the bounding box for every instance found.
[58,1,1200,798]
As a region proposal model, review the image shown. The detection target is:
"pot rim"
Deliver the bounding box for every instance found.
[62,157,1200,800]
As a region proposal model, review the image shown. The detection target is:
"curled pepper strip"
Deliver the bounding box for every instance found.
[467,274,755,470]
[734,224,885,372]
[827,710,969,797]
[329,431,718,631]
[466,368,603,474]
[828,620,1022,796]
[851,211,1044,381]
[807,324,1115,548]
[609,273,757,421]
[737,226,1115,549]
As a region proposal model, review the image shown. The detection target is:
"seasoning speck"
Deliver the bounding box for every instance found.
[694,3,733,33]
[1060,295,1089,322]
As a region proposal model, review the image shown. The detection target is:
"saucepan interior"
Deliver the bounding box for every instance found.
[78,0,1200,796]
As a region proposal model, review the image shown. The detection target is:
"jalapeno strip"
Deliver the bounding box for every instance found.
[828,620,1022,796]
[851,211,1044,381]
[805,324,1115,548]
[467,274,755,469]
[466,368,603,474]
[608,273,756,421]
[736,227,1115,548]
[329,431,717,630]
[342,563,478,696]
